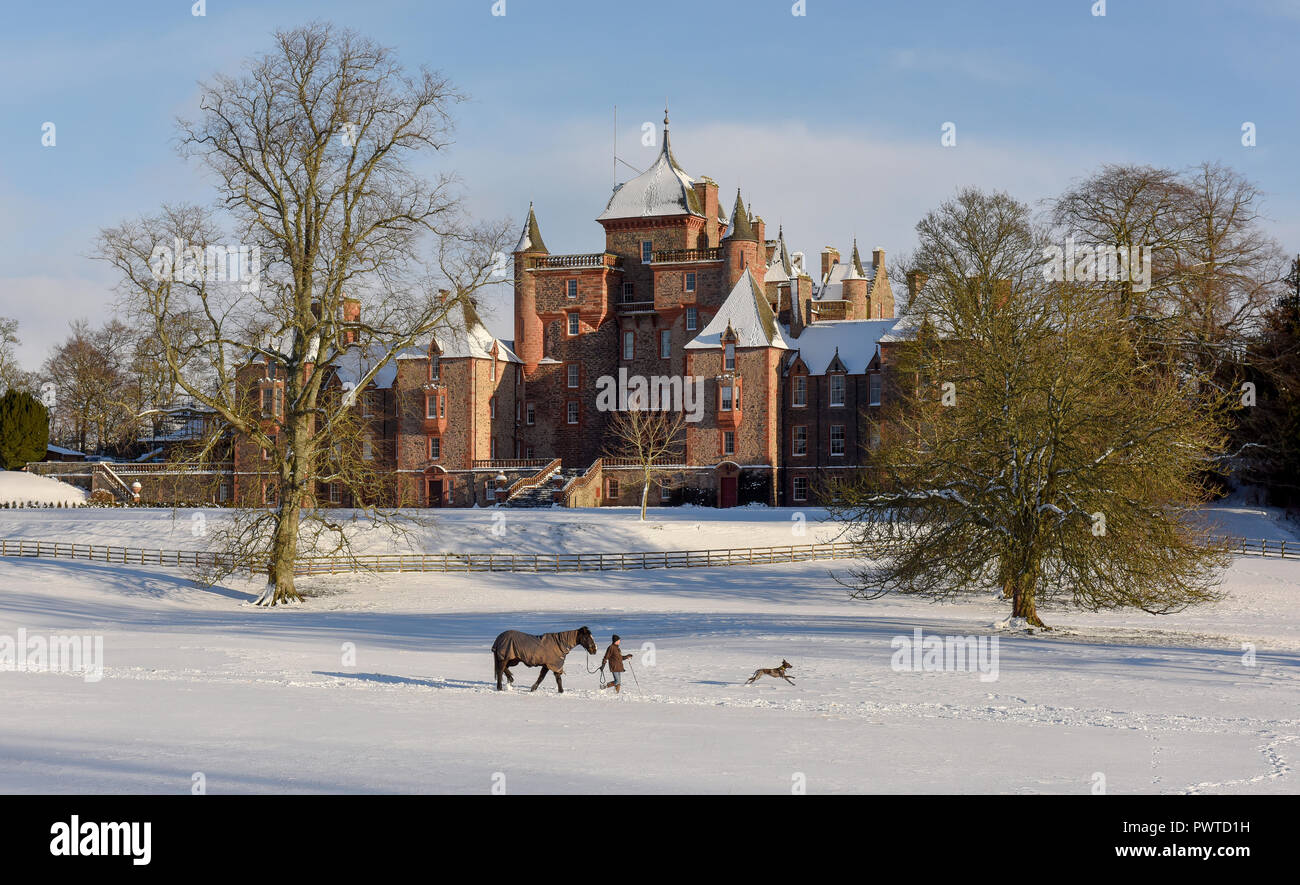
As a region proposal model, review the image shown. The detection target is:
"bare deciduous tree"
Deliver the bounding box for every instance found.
[604,409,687,520]
[98,23,510,605]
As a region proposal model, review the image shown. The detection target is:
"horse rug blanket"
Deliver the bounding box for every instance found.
[493,630,571,674]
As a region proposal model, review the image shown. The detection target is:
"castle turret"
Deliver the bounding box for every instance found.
[722,189,759,289]
[842,239,869,320]
[512,202,547,373]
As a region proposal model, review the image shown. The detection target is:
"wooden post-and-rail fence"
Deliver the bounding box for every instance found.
[0,536,1296,578]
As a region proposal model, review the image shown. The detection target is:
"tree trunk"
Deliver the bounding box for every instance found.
[1010,577,1048,629]
[257,498,302,606]
[640,474,649,521]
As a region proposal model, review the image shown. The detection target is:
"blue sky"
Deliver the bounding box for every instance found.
[2,0,1298,365]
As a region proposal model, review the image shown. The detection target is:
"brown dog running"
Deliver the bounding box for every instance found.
[745,659,794,685]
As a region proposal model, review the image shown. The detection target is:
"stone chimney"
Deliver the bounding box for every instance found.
[820,247,840,281]
[906,270,929,303]
[789,276,812,339]
[341,297,361,346]
[693,177,720,248]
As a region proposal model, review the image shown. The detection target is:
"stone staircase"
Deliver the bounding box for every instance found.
[506,468,583,507]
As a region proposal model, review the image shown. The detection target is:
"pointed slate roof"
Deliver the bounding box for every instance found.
[514,203,547,253]
[597,110,704,221]
[685,270,790,351]
[765,225,795,282]
[848,239,866,278]
[722,189,757,242]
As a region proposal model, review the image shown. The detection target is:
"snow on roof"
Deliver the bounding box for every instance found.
[333,343,402,390]
[816,258,877,302]
[789,319,899,374]
[685,271,790,351]
[597,122,704,221]
[514,203,547,253]
[46,444,84,456]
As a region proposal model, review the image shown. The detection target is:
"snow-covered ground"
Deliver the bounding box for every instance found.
[0,504,1296,794]
[0,471,87,507]
[0,500,1292,552]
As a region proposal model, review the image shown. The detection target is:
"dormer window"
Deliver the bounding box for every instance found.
[724,342,735,371]
[428,353,440,382]
[830,374,846,407]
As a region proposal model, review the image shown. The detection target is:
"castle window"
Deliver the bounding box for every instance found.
[793,375,807,407]
[328,483,341,504]
[722,431,735,456]
[428,436,440,460]
[830,424,846,456]
[490,358,496,381]
[362,435,374,460]
[425,394,437,419]
[607,478,620,499]
[684,272,696,292]
[526,402,535,425]
[641,241,653,263]
[566,279,578,298]
[623,330,634,360]
[720,384,733,411]
[830,374,845,407]
[567,313,580,336]
[792,476,808,502]
[567,364,580,388]
[686,307,698,331]
[428,354,440,381]
[660,330,671,359]
[623,282,635,302]
[870,373,882,406]
[724,342,735,371]
[567,401,579,424]
[793,425,807,456]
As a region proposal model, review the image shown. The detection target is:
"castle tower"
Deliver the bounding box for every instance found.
[512,202,548,373]
[842,239,869,320]
[722,189,759,289]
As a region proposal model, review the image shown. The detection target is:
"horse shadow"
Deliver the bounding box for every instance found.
[313,671,496,690]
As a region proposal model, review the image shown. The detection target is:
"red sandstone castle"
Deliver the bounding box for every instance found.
[232,113,922,509]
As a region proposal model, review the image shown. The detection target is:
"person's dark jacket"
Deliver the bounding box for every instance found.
[601,643,632,673]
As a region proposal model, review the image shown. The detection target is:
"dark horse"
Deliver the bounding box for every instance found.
[492,626,597,693]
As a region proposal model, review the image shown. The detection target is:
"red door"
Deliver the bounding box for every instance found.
[719,476,738,508]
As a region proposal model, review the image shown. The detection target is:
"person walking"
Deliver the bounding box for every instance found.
[600,634,633,693]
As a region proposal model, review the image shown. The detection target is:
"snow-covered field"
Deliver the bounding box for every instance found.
[0,504,1296,794]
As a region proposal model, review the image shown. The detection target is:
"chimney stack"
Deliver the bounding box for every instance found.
[341,297,361,346]
[820,247,840,281]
